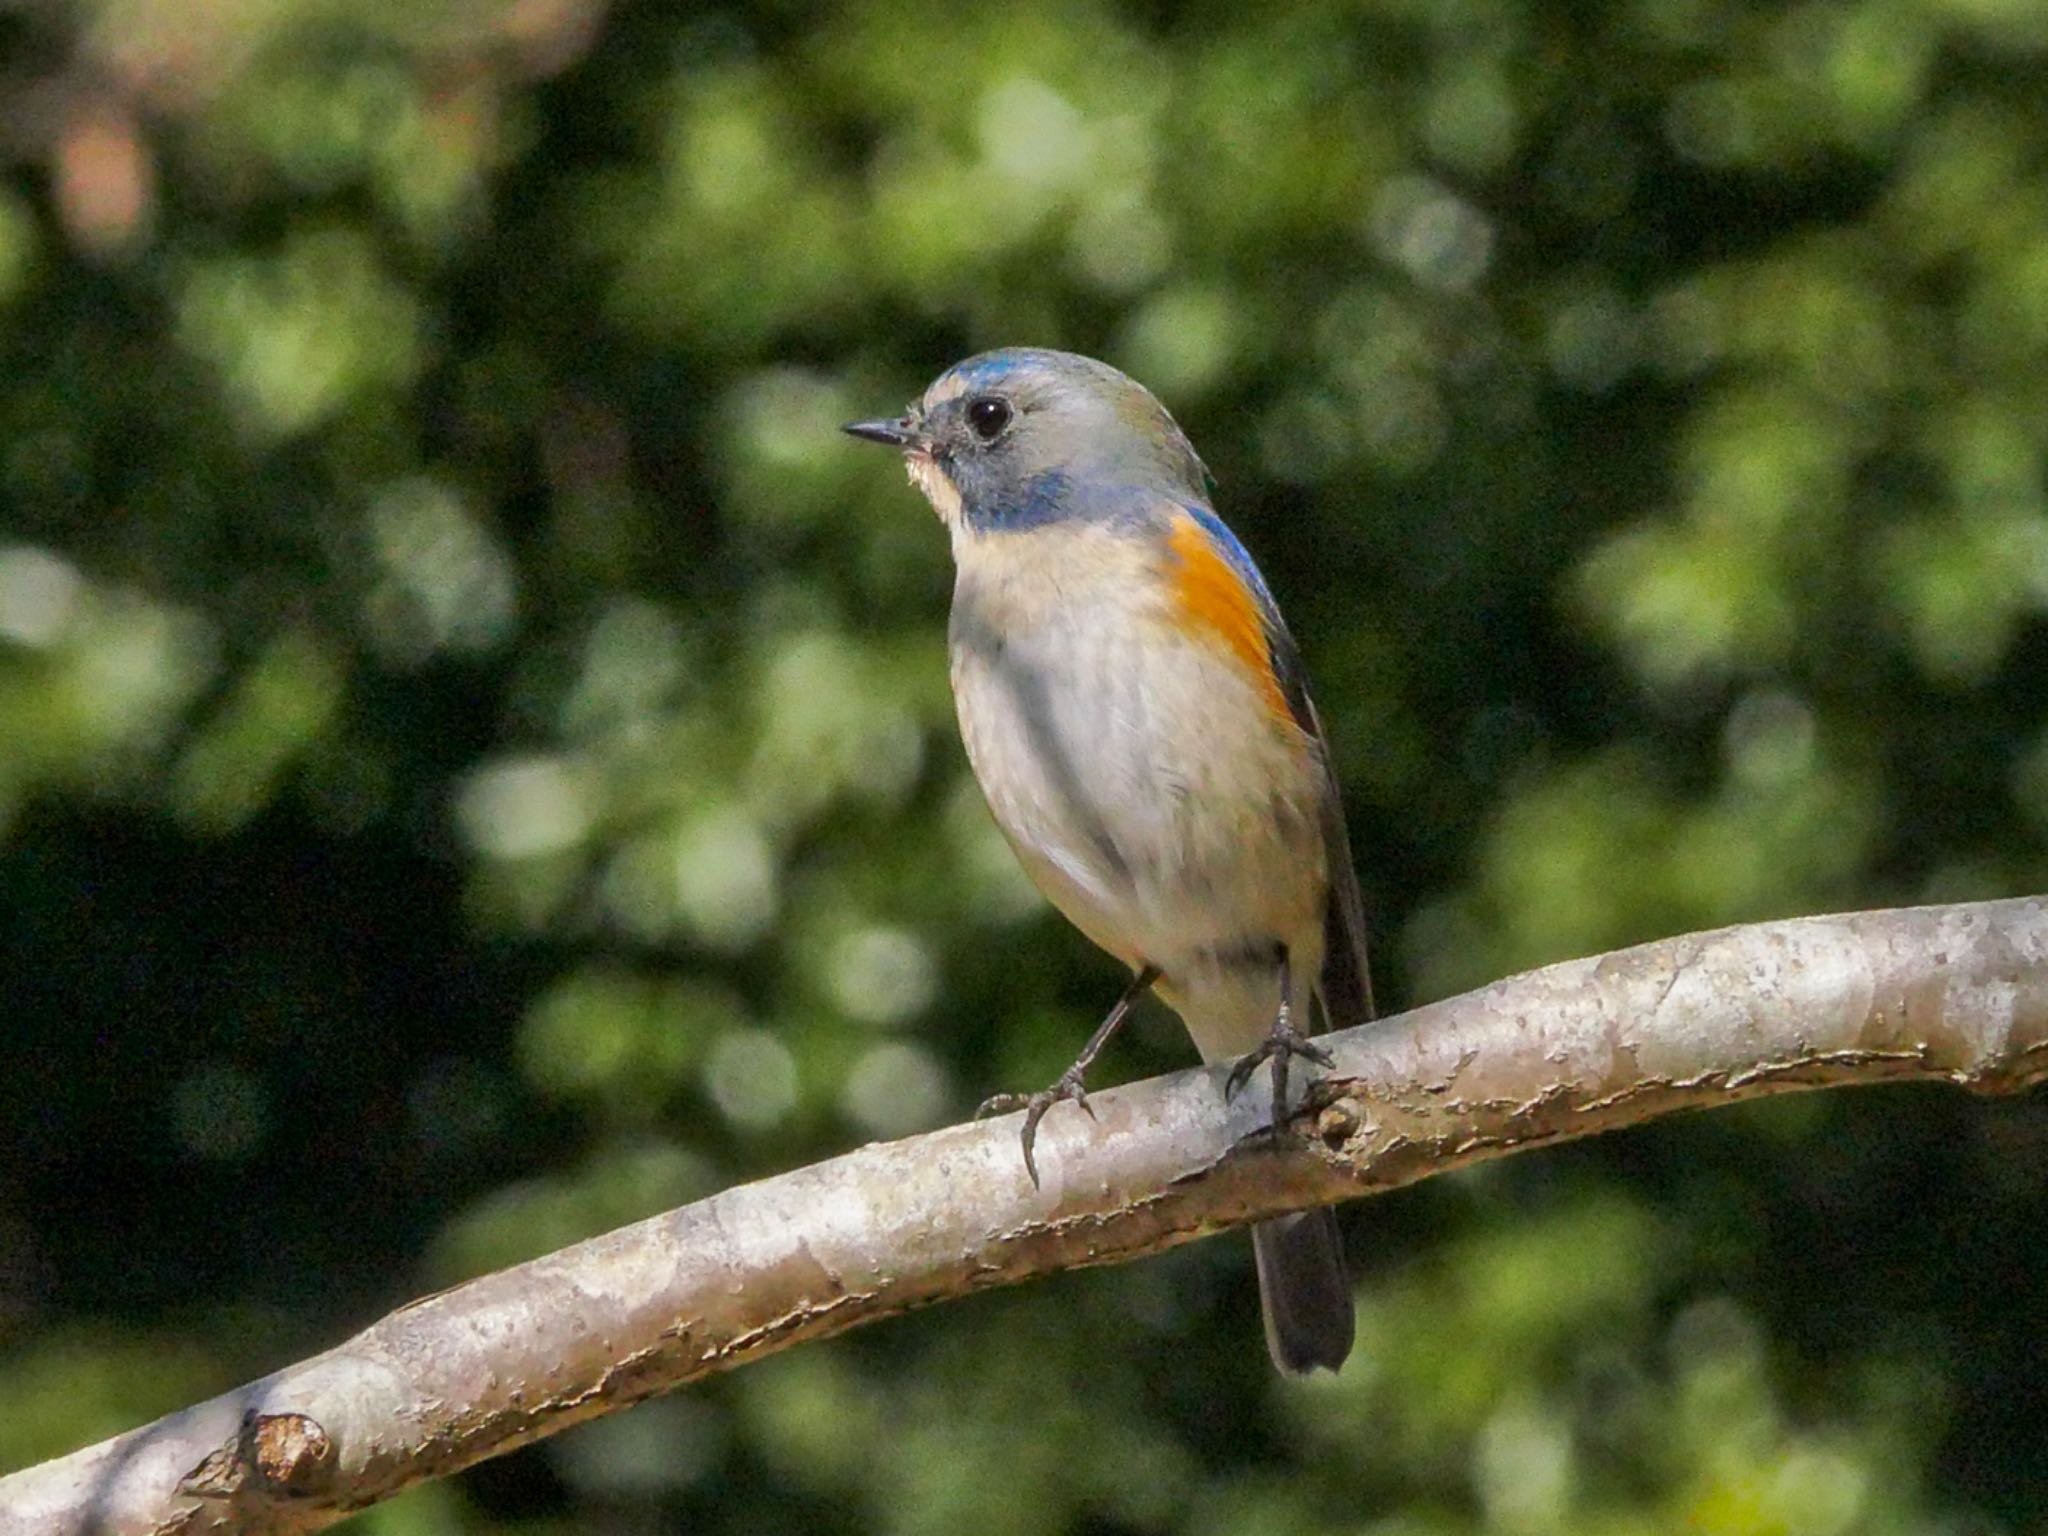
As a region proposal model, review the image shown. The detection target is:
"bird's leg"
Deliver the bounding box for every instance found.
[1224,947,1335,1124]
[978,963,1161,1186]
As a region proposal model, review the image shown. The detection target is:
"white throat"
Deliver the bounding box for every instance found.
[905,449,964,533]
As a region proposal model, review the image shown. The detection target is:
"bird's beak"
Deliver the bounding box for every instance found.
[842,416,924,450]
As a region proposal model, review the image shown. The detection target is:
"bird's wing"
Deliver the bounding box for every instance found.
[1292,683,1376,1031]
[1172,500,1376,1031]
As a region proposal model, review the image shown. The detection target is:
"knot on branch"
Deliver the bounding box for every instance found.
[178,1411,337,1504]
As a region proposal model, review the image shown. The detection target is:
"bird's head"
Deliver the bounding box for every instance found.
[844,348,1209,533]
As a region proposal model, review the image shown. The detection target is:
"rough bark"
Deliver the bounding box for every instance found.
[6,898,2046,1535]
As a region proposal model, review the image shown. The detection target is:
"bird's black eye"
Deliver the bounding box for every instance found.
[966,397,1012,442]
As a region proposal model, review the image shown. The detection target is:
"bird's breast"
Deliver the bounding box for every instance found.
[945,526,1326,982]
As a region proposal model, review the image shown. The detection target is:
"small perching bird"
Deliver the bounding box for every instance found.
[845,348,1372,1375]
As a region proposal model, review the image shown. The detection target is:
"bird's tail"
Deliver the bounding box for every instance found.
[1252,1207,1354,1374]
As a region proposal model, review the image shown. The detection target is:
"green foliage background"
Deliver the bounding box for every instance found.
[4,0,2048,1530]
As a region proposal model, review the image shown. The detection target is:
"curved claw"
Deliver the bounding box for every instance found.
[1001,1071,1093,1188]
[1226,1015,1337,1124]
[979,964,1156,1184]
[1019,1100,1050,1187]
[1223,1051,1265,1102]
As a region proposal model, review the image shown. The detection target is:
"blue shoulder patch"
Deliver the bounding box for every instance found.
[1180,502,1281,619]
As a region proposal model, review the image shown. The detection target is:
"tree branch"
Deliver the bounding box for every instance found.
[7,898,2047,1535]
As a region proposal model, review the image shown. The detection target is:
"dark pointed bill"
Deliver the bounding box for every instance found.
[842,417,919,448]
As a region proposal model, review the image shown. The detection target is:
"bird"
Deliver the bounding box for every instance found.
[844,347,1372,1375]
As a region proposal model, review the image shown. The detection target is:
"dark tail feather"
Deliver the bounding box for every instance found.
[1252,1208,1354,1374]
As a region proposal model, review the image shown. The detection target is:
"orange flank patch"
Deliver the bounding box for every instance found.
[1165,515,1291,720]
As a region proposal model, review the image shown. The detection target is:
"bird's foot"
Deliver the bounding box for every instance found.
[1224,1008,1335,1126]
[976,1067,1095,1187]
